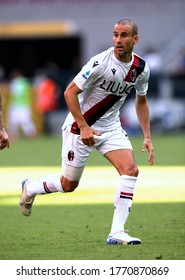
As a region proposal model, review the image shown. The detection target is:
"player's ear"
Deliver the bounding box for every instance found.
[133,35,139,45]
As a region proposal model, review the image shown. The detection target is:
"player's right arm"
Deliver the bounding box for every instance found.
[0,91,9,150]
[64,81,101,146]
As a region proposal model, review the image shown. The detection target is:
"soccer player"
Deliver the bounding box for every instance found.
[7,70,37,141]
[19,19,154,245]
[0,91,9,150]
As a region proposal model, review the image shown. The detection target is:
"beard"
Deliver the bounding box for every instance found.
[115,46,132,62]
[117,50,127,58]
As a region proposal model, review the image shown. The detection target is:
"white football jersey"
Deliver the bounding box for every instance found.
[63,47,150,134]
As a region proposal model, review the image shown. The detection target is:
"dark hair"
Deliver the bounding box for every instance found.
[116,19,138,36]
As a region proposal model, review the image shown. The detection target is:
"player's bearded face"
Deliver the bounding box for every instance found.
[113,23,138,62]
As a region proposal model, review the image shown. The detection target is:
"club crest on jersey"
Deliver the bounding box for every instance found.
[68,150,75,161]
[130,68,137,82]
[82,70,91,80]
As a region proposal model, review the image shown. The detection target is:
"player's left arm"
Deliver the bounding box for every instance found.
[135,94,154,165]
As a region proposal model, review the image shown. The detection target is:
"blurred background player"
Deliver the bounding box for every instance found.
[19,19,154,245]
[35,75,59,135]
[7,69,37,141]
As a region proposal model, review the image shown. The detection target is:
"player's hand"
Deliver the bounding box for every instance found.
[142,137,154,165]
[80,126,101,147]
[0,128,10,150]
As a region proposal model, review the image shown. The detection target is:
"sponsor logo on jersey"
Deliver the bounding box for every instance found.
[100,79,135,95]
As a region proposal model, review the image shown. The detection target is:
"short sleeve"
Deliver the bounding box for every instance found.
[73,58,103,91]
[135,62,150,96]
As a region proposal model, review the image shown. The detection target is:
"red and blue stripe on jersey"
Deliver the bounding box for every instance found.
[71,54,145,135]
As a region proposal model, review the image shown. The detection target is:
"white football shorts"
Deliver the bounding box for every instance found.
[8,106,36,137]
[61,126,133,182]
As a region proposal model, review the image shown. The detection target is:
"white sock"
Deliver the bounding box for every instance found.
[109,175,137,235]
[26,174,64,197]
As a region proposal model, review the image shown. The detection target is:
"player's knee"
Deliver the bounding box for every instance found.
[124,164,139,177]
[61,177,79,192]
[133,165,139,177]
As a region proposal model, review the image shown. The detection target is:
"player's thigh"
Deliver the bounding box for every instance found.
[97,127,138,176]
[62,127,93,167]
[61,164,84,192]
[61,161,85,192]
[61,127,94,191]
[104,149,138,176]
[62,162,84,182]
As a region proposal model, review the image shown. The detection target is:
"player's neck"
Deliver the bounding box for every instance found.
[114,52,132,63]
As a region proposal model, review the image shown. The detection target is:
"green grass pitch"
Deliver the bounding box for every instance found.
[0,134,184,260]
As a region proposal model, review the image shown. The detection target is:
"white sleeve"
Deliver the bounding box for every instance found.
[73,58,103,91]
[135,62,150,96]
